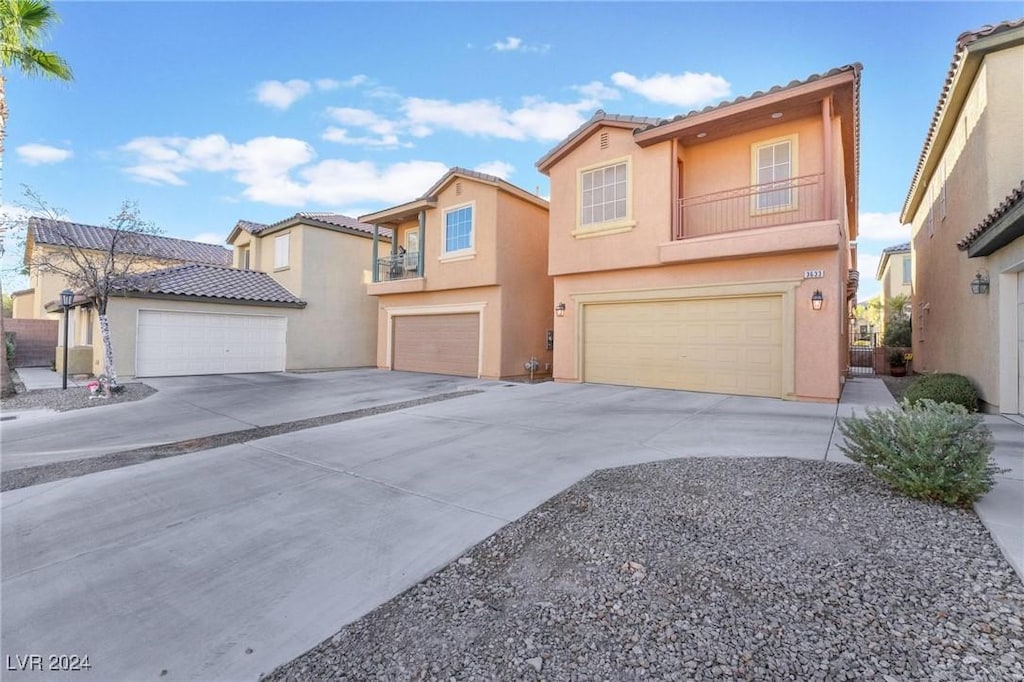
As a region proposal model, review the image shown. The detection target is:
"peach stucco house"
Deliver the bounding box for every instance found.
[537,64,862,401]
[900,20,1024,415]
[361,168,552,379]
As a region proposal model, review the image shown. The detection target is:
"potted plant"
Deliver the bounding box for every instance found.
[889,349,908,377]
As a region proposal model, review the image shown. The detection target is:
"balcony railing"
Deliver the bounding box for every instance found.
[676,173,824,240]
[376,252,421,282]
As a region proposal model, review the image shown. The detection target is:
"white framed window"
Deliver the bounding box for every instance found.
[442,203,474,256]
[240,247,250,270]
[580,161,628,227]
[752,136,797,212]
[406,230,419,254]
[274,233,290,269]
[902,256,911,285]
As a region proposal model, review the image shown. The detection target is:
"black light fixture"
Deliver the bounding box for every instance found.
[970,272,990,295]
[60,289,74,390]
[555,302,566,317]
[811,290,824,311]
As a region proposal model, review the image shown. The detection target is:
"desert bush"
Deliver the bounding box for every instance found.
[838,399,999,506]
[4,332,13,368]
[904,373,979,412]
[883,319,912,347]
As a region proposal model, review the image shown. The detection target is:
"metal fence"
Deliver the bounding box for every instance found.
[376,252,421,282]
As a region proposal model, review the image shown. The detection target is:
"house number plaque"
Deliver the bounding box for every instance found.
[803,270,825,279]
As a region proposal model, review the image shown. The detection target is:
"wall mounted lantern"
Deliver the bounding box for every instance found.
[555,302,566,317]
[811,290,824,311]
[970,272,990,295]
[60,289,74,390]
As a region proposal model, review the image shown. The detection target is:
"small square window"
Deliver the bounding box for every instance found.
[580,161,628,227]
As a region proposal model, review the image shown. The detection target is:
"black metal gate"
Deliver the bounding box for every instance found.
[849,333,875,376]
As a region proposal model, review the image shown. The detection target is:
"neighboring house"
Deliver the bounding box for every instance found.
[536,64,861,401]
[851,298,880,342]
[361,168,551,379]
[14,217,233,374]
[899,20,1024,415]
[21,212,383,379]
[875,241,912,334]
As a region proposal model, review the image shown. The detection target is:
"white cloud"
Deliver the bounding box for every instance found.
[491,36,549,54]
[190,232,225,245]
[574,81,621,101]
[611,71,731,107]
[474,161,515,179]
[315,78,340,91]
[402,96,591,142]
[120,132,447,208]
[858,211,908,241]
[16,143,73,165]
[321,127,406,148]
[256,79,313,109]
[856,251,883,299]
[493,36,522,51]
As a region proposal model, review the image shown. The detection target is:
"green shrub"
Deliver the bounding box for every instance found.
[883,319,912,347]
[904,373,979,412]
[4,331,13,368]
[889,349,906,367]
[838,399,999,506]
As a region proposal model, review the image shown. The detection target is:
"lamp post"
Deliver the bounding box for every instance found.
[60,289,73,390]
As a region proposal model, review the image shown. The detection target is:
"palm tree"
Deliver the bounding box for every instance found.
[0,0,73,397]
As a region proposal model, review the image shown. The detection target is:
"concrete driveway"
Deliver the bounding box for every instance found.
[2,375,1020,681]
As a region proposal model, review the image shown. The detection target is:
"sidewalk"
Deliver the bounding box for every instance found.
[14,367,88,390]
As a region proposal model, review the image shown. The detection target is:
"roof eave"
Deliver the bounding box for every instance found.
[901,26,1024,222]
[966,196,1024,257]
[634,70,857,147]
[115,291,308,309]
[360,199,437,225]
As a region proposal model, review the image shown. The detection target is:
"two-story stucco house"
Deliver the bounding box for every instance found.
[875,242,912,335]
[361,168,552,379]
[537,65,861,401]
[900,20,1024,415]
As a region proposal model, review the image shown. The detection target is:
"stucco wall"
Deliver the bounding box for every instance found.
[495,191,554,377]
[910,42,1024,412]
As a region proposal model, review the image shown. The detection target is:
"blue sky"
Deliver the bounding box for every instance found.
[3,1,1019,298]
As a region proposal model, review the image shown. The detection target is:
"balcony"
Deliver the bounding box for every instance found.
[375,252,421,283]
[660,173,840,264]
[676,173,824,240]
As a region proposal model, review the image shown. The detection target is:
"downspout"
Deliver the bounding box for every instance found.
[371,223,379,283]
[417,210,426,277]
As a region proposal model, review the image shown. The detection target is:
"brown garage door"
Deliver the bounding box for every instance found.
[392,313,480,377]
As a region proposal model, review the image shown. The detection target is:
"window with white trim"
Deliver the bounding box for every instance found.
[902,256,911,285]
[753,138,794,211]
[274,234,290,269]
[580,161,628,227]
[443,205,473,254]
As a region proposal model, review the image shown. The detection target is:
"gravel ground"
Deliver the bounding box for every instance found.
[879,374,915,403]
[264,458,1024,682]
[0,380,157,413]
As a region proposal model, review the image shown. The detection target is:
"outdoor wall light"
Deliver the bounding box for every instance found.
[555,302,566,317]
[60,289,74,390]
[970,272,990,295]
[811,290,824,311]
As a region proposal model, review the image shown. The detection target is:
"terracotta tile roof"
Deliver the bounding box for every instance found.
[901,19,1024,220]
[882,242,911,255]
[957,180,1024,250]
[234,219,270,235]
[30,217,232,266]
[640,63,862,132]
[120,263,305,306]
[420,167,549,206]
[535,111,663,170]
[261,212,387,238]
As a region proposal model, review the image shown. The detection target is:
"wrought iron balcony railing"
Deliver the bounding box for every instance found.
[376,252,421,282]
[676,173,825,240]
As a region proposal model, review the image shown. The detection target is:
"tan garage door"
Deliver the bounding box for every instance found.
[392,313,480,377]
[583,296,783,397]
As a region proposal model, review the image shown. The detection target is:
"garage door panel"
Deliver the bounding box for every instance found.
[584,297,783,398]
[392,313,479,377]
[136,310,286,377]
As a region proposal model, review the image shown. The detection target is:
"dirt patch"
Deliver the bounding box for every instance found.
[879,374,915,402]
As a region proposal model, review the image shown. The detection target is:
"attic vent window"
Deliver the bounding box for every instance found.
[599,132,609,149]
[455,181,463,196]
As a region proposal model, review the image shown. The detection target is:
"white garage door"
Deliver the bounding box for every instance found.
[583,296,784,398]
[136,310,287,377]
